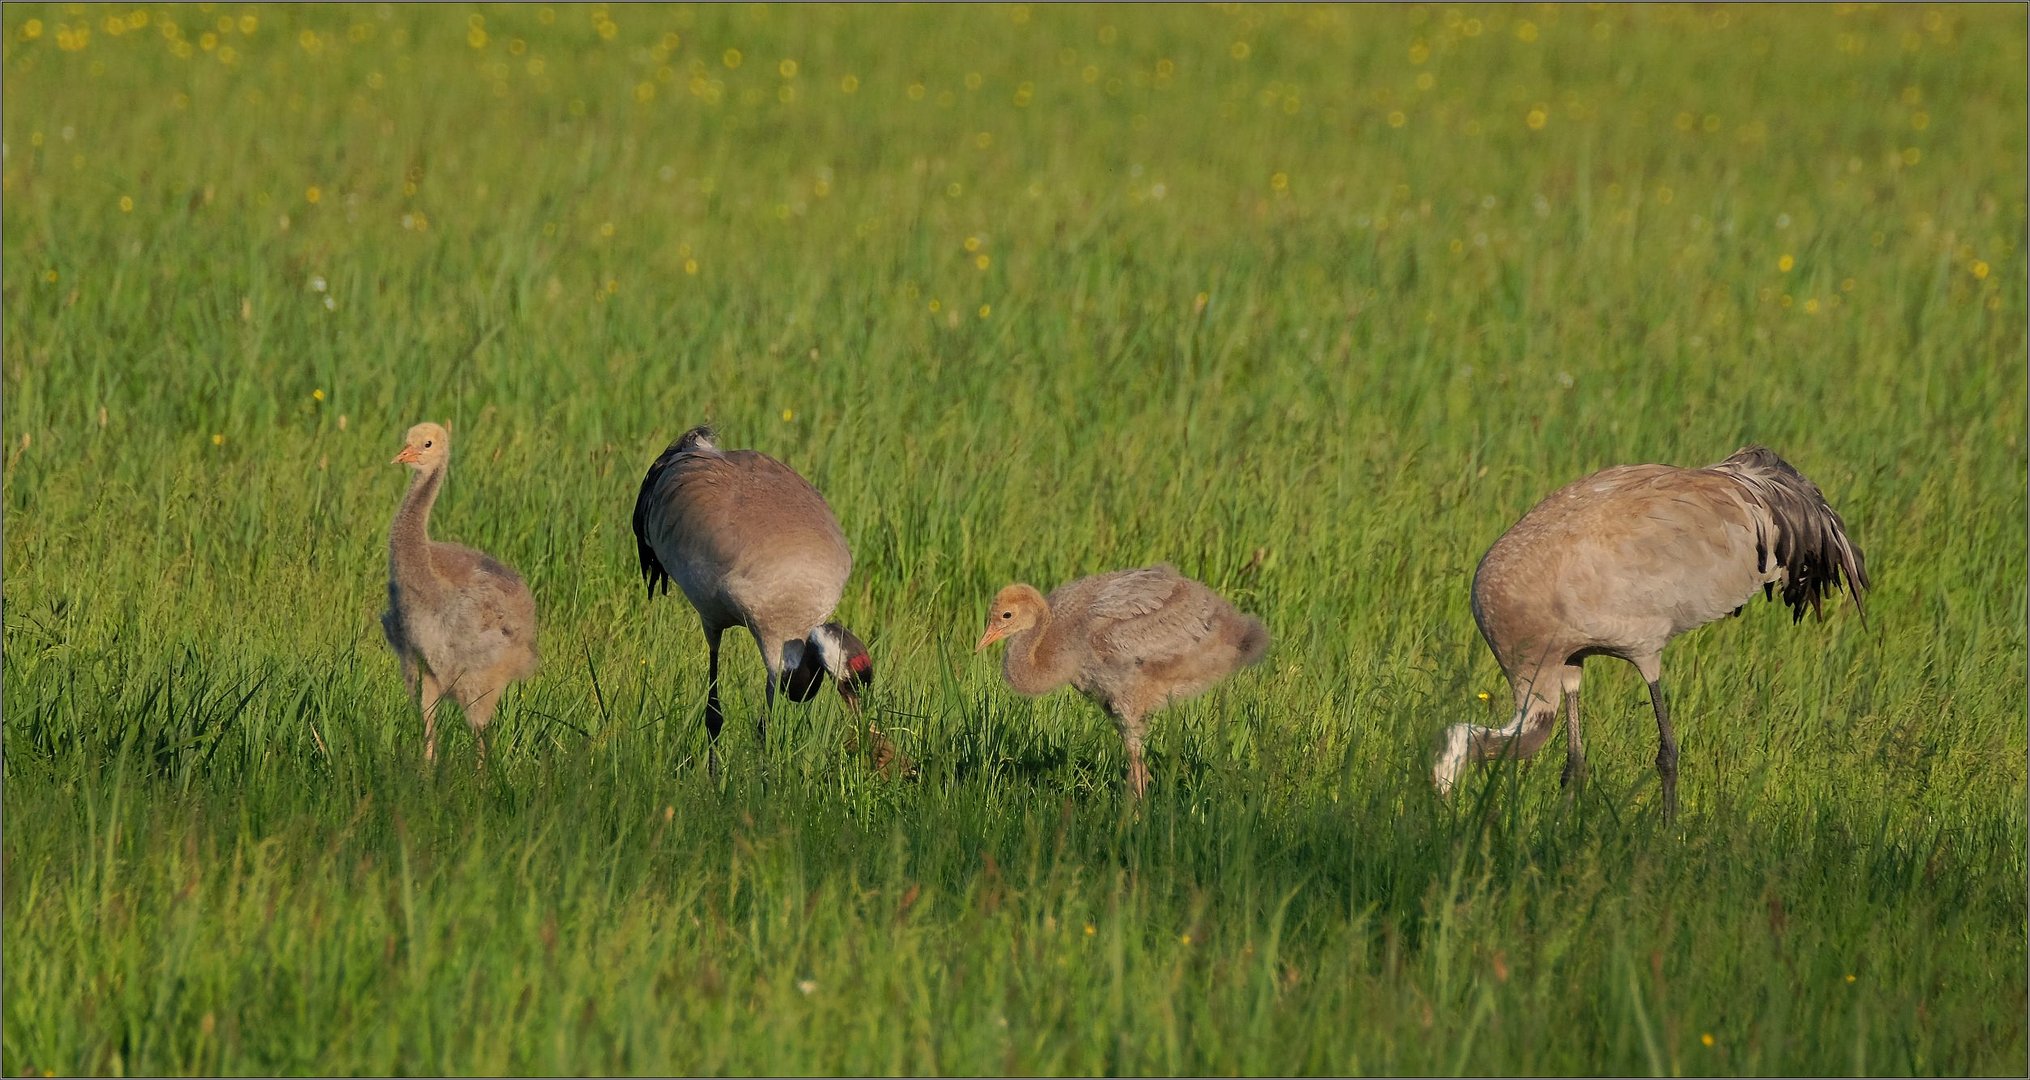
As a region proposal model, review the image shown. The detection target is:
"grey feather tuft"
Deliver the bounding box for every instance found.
[1712,445,1871,623]
[674,426,718,453]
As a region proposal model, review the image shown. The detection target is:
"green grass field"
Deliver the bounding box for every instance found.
[4,3,2026,1074]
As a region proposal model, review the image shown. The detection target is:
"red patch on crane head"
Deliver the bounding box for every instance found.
[847,652,872,676]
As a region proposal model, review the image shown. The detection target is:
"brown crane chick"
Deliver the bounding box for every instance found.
[975,564,1270,798]
[632,426,874,778]
[1433,446,1870,820]
[381,422,539,767]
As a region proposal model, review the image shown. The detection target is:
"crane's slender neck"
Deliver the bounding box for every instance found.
[390,464,445,590]
[1002,605,1076,696]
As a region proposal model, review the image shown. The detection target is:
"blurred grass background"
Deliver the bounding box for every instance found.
[3,3,2025,1074]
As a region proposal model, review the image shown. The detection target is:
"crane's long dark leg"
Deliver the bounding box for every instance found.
[1648,677,1678,822]
[1561,685,1586,791]
[1557,661,1586,791]
[704,625,725,781]
[757,673,776,790]
[1630,652,1679,821]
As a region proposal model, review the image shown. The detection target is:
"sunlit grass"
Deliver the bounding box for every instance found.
[3,3,2025,1074]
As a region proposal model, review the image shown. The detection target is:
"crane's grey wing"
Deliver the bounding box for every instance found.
[727,451,850,553]
[632,436,851,631]
[634,427,719,598]
[633,432,750,593]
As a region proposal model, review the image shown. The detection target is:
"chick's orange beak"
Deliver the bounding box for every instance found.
[392,445,421,465]
[975,622,1007,652]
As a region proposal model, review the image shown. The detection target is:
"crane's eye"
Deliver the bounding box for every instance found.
[423,440,433,448]
[1001,611,1012,619]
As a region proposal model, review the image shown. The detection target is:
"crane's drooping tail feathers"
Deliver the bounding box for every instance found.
[1712,446,1871,623]
[631,426,721,599]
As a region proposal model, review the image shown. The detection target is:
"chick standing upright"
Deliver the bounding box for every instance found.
[381,422,539,766]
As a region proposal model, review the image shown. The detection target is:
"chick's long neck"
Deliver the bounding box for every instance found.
[1002,605,1076,695]
[390,462,445,596]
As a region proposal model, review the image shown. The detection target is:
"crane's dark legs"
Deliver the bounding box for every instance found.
[757,675,776,790]
[1561,685,1586,791]
[1648,678,1678,822]
[1553,661,1587,790]
[704,626,725,780]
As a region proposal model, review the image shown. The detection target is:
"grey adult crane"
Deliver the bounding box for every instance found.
[1432,446,1870,820]
[632,426,873,776]
[381,422,539,766]
[975,564,1270,798]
